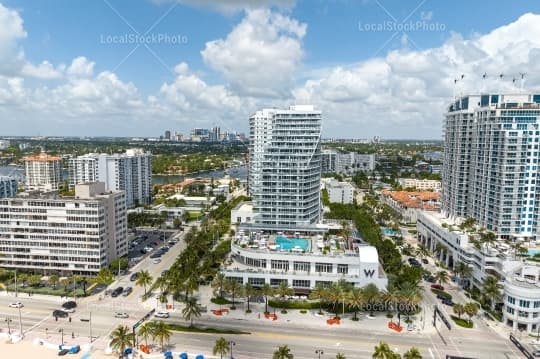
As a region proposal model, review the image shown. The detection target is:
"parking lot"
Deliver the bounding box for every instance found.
[127,229,177,263]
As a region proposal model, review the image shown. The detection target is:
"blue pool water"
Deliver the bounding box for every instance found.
[80,353,91,359]
[275,236,309,251]
[528,249,540,256]
[382,227,399,236]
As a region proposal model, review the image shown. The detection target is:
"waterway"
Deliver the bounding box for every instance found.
[151,165,247,185]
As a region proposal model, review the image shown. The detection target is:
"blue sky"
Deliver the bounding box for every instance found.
[2,0,540,138]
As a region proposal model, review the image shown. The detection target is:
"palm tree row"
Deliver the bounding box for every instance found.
[452,302,479,324]
[110,322,172,356]
[373,342,422,359]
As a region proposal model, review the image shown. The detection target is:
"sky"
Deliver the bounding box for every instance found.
[2,0,540,139]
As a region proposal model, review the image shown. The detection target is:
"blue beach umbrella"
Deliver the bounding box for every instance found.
[179,353,188,359]
[195,355,204,359]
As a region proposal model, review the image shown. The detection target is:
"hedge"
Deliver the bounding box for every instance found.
[451,315,473,328]
[268,300,320,310]
[431,288,452,300]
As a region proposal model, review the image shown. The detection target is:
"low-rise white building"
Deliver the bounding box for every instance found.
[398,178,441,191]
[0,182,127,275]
[322,178,354,204]
[167,194,215,208]
[503,264,540,333]
[231,202,254,224]
[0,140,10,150]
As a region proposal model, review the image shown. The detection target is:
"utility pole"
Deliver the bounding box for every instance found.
[89,312,93,343]
[17,305,23,337]
[14,270,18,298]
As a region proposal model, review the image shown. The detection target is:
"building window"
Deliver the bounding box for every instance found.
[293,261,310,272]
[292,279,310,288]
[271,260,289,271]
[508,296,516,305]
[315,262,333,273]
[506,307,514,314]
[337,264,348,274]
[315,281,332,288]
[247,277,265,286]
[519,300,531,308]
[518,310,529,318]
[534,301,540,308]
[270,278,287,286]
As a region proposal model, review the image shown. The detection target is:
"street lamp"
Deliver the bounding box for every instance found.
[59,328,64,345]
[315,349,324,359]
[228,340,236,359]
[5,318,12,334]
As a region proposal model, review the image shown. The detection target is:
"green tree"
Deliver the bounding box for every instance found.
[48,275,59,289]
[152,320,172,352]
[109,325,135,358]
[213,337,229,359]
[275,281,294,312]
[136,270,153,296]
[273,345,294,359]
[243,283,257,313]
[262,283,274,314]
[347,287,364,321]
[363,283,380,317]
[434,270,449,286]
[453,303,465,319]
[225,278,242,310]
[109,257,129,273]
[372,342,397,359]
[336,353,347,359]
[182,297,201,327]
[95,268,114,285]
[137,322,155,347]
[482,275,501,310]
[403,347,422,359]
[464,302,479,324]
[309,284,327,315]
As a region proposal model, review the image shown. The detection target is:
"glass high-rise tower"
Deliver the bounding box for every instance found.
[248,105,322,229]
[442,94,540,240]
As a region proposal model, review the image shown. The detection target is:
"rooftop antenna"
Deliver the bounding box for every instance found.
[481,73,487,93]
[520,72,526,93]
[499,73,504,94]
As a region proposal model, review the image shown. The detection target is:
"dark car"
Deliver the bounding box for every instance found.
[421,258,429,264]
[111,287,124,298]
[149,252,162,259]
[130,272,139,282]
[425,276,435,283]
[53,309,69,318]
[140,249,146,255]
[442,298,454,306]
[58,349,69,356]
[62,301,77,310]
[431,284,445,291]
[122,287,133,297]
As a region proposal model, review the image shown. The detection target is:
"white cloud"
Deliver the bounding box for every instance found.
[21,61,64,79]
[201,9,306,97]
[294,12,540,138]
[67,56,95,78]
[0,3,26,76]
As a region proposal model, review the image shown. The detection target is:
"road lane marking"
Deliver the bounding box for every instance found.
[25,314,50,334]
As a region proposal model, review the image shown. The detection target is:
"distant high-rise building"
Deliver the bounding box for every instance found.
[0,176,17,198]
[164,130,171,140]
[442,93,540,240]
[248,105,322,229]
[23,152,63,191]
[69,149,152,207]
[0,182,127,275]
[0,140,10,150]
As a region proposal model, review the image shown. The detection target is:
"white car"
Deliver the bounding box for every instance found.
[152,258,161,264]
[154,311,169,318]
[8,302,23,308]
[63,307,76,313]
[115,312,129,319]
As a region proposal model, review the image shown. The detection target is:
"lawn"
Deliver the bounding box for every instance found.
[450,315,473,328]
[168,323,250,335]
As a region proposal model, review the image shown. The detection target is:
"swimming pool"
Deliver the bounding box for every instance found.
[528,249,540,257]
[275,236,309,251]
[382,227,399,237]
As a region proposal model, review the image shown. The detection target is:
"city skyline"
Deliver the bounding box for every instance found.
[1,0,540,139]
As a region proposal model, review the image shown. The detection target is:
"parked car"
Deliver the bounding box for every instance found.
[421,258,429,264]
[114,312,129,319]
[62,301,77,309]
[53,310,69,318]
[442,298,454,306]
[425,276,435,283]
[154,311,169,318]
[58,349,70,356]
[130,272,139,282]
[532,350,540,357]
[122,287,133,296]
[111,287,124,298]
[152,258,162,264]
[431,284,445,291]
[9,302,23,308]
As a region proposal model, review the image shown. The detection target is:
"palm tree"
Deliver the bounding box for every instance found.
[273,345,294,359]
[211,272,227,298]
[48,274,59,289]
[347,287,364,321]
[152,321,172,352]
[363,283,380,317]
[213,337,229,359]
[225,279,242,310]
[403,347,422,359]
[136,270,153,296]
[480,231,497,252]
[454,262,473,289]
[59,277,69,292]
[243,283,257,313]
[309,284,327,315]
[137,322,155,347]
[372,342,396,359]
[275,281,294,312]
[325,284,344,318]
[453,303,465,319]
[262,283,274,314]
[336,353,347,359]
[464,302,479,325]
[482,275,501,310]
[182,297,201,327]
[434,270,449,286]
[109,325,135,358]
[398,282,423,321]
